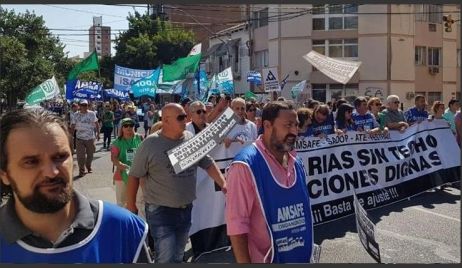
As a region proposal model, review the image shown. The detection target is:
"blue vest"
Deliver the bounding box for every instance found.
[0,201,148,263]
[404,107,428,124]
[233,144,313,263]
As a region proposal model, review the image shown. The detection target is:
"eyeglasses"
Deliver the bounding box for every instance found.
[195,109,207,115]
[123,124,134,128]
[176,114,187,121]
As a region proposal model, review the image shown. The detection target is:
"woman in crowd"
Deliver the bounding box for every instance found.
[297,107,313,136]
[110,118,143,207]
[101,102,115,150]
[335,103,355,133]
[246,102,258,124]
[430,101,445,120]
[305,104,336,138]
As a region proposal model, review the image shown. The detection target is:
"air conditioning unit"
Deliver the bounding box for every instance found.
[428,66,439,75]
[405,91,415,100]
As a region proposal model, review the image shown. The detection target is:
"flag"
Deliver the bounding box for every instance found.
[280,73,290,90]
[130,68,161,98]
[25,76,60,105]
[162,54,201,82]
[188,43,202,56]
[244,90,257,101]
[291,80,306,99]
[247,71,262,85]
[67,50,100,80]
[194,70,209,99]
[214,67,234,95]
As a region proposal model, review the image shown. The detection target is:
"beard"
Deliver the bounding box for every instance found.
[270,130,297,153]
[8,174,73,214]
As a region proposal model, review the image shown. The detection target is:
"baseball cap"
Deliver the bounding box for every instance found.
[79,99,88,105]
[121,118,135,126]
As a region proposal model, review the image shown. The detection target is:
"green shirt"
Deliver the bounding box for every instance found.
[112,134,143,184]
[102,111,114,128]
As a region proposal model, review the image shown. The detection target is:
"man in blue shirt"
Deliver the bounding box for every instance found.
[0,108,151,263]
[404,95,429,125]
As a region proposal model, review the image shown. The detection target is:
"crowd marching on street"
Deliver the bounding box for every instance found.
[1,91,461,263]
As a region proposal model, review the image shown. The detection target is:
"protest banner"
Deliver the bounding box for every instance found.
[303,50,361,85]
[167,107,240,174]
[353,192,381,263]
[114,65,155,91]
[189,141,251,260]
[104,88,130,101]
[262,67,281,92]
[65,80,102,100]
[296,120,460,225]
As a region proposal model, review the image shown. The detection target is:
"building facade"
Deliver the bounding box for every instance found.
[232,4,460,108]
[88,16,111,57]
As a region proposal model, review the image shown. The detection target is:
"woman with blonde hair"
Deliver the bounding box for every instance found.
[430,101,445,120]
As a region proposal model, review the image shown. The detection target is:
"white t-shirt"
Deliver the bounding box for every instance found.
[226,120,258,142]
[71,111,98,140]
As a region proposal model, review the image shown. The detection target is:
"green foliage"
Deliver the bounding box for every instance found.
[114,12,196,69]
[0,8,72,105]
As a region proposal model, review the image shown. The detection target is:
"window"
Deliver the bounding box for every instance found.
[312,84,327,103]
[255,50,269,69]
[313,39,358,58]
[415,46,426,65]
[253,8,268,28]
[427,92,442,106]
[428,47,441,66]
[233,44,240,74]
[415,5,442,23]
[312,4,358,31]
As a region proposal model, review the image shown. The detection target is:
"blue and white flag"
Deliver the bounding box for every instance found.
[280,73,290,90]
[212,67,234,95]
[130,68,160,98]
[104,88,130,101]
[291,80,306,99]
[114,65,156,91]
[157,69,184,93]
[247,71,262,85]
[194,70,209,99]
[65,80,102,100]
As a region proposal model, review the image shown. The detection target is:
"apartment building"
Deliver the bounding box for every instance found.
[220,4,459,108]
[88,16,111,57]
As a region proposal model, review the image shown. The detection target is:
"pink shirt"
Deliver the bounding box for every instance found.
[225,135,297,263]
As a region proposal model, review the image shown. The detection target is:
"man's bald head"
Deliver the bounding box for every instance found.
[162,103,183,120]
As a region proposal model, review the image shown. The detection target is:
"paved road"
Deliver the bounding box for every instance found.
[73,138,460,263]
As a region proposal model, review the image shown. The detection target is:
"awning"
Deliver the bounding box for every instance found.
[205,38,241,58]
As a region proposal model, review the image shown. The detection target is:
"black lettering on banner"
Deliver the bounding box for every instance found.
[353,193,381,263]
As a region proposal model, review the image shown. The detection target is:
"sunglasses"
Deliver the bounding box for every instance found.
[195,109,207,115]
[374,103,382,106]
[247,108,256,112]
[80,104,88,106]
[394,101,400,104]
[123,124,134,128]
[176,114,187,121]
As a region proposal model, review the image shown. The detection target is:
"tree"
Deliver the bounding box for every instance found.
[0,8,71,108]
[113,12,196,69]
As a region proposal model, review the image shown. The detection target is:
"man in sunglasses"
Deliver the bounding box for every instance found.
[70,100,100,177]
[381,95,409,133]
[186,101,208,134]
[224,97,258,148]
[126,103,227,263]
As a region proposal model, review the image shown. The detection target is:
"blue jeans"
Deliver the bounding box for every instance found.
[145,203,192,263]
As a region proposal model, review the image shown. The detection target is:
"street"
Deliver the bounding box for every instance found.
[73,138,460,264]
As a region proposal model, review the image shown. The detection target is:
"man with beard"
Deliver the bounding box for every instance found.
[225,101,314,263]
[0,109,151,263]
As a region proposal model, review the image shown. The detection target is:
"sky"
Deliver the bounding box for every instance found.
[2,4,148,58]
